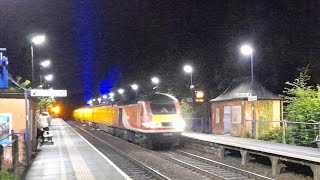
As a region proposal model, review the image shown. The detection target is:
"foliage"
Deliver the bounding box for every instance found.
[259,127,283,143]
[37,98,56,112]
[283,67,320,122]
[255,101,274,138]
[1,76,31,93]
[0,170,14,180]
[180,101,196,118]
[285,124,318,147]
[282,67,320,146]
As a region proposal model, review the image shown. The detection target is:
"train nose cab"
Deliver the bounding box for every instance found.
[139,93,185,145]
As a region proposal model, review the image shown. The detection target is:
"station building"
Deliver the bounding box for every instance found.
[210,77,283,138]
[0,92,38,166]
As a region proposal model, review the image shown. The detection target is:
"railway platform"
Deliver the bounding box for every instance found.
[25,118,130,180]
[182,132,320,179]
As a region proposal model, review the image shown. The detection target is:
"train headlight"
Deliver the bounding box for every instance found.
[172,120,186,131]
[142,122,159,128]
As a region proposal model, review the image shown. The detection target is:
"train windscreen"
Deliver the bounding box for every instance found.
[151,103,176,114]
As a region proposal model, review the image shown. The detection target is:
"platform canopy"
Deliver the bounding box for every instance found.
[211,77,281,102]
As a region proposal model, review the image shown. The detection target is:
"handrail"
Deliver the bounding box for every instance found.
[246,119,320,125]
[0,133,13,142]
[0,131,23,146]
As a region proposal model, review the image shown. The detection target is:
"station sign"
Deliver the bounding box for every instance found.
[235,93,251,98]
[195,91,204,102]
[248,95,257,102]
[30,89,67,97]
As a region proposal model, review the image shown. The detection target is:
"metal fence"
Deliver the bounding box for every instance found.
[184,118,212,133]
[184,117,320,147]
[0,131,22,178]
[246,120,320,147]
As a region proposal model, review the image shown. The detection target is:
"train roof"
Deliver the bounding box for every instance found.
[78,93,178,109]
[139,93,178,103]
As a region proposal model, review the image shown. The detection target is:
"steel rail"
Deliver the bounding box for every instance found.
[70,120,273,180]
[71,122,171,180]
[175,150,273,180]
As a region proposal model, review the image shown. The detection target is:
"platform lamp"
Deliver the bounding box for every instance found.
[40,59,51,88]
[30,34,46,87]
[131,83,139,97]
[240,44,256,137]
[151,77,160,92]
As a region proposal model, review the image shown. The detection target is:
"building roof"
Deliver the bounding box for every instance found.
[0,91,39,101]
[211,77,282,102]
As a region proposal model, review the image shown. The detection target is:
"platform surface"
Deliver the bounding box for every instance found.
[25,118,130,180]
[182,132,320,163]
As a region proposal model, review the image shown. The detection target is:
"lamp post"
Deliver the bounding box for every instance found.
[40,59,50,88]
[240,44,256,137]
[131,84,139,97]
[183,65,194,89]
[30,35,46,87]
[241,45,254,83]
[109,92,115,101]
[118,88,124,95]
[151,77,160,92]
[44,74,53,89]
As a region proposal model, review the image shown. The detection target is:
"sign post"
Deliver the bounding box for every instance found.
[248,95,257,138]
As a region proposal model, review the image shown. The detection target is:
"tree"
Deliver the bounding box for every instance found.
[1,75,55,113]
[283,67,320,146]
[37,98,56,113]
[284,67,320,122]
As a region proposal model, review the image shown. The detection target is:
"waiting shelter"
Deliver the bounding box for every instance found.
[210,77,282,137]
[0,92,38,165]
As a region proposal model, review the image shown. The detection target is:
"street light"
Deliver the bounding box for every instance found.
[31,35,46,45]
[40,59,50,67]
[151,77,160,92]
[131,84,139,97]
[44,74,53,89]
[131,84,139,90]
[240,45,254,83]
[240,44,255,137]
[44,74,53,81]
[30,34,46,87]
[118,88,124,95]
[183,65,194,89]
[40,60,51,87]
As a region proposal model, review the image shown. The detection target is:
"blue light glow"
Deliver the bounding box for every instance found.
[74,0,97,103]
[99,68,120,95]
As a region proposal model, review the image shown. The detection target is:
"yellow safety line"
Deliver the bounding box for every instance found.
[58,119,96,180]
[56,120,67,180]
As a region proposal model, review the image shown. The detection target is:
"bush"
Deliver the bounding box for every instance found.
[0,171,14,180]
[259,128,283,143]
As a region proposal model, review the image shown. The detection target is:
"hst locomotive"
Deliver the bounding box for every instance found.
[73,93,185,148]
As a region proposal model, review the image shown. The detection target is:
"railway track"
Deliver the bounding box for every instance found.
[69,120,273,180]
[159,150,273,180]
[70,122,170,180]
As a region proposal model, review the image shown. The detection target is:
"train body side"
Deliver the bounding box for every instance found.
[73,93,185,146]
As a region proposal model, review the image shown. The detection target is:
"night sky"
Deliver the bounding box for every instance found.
[0,1,319,107]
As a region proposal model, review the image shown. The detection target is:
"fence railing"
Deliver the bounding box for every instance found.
[184,118,212,133]
[0,131,23,178]
[246,120,320,147]
[184,117,320,147]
